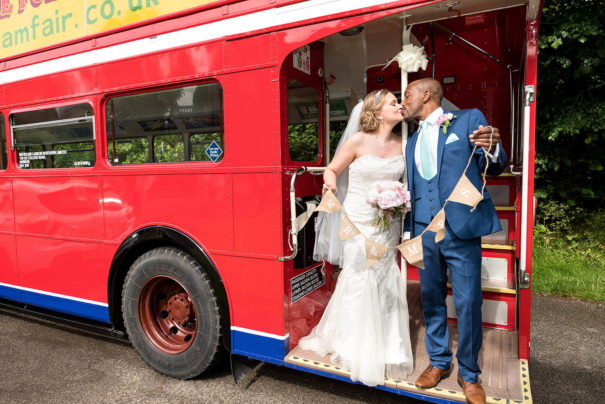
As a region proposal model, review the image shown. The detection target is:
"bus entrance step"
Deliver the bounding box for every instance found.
[285,281,531,402]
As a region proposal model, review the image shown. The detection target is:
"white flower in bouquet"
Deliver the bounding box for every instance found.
[367,180,411,230]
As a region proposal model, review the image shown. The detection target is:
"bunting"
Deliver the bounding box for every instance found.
[338,215,360,240]
[397,236,424,269]
[364,239,390,270]
[312,137,493,271]
[316,189,342,213]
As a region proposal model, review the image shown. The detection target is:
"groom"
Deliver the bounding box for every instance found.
[402,78,507,404]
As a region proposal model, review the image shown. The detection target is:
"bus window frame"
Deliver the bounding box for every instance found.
[9,100,97,171]
[0,112,7,170]
[281,43,326,168]
[101,79,226,167]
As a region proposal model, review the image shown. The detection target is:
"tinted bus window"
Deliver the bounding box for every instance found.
[0,113,7,170]
[288,78,320,162]
[106,83,224,165]
[12,104,95,169]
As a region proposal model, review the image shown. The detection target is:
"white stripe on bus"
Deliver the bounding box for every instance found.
[0,282,109,307]
[0,0,394,85]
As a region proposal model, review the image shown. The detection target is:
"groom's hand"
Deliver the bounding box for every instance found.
[470,125,500,153]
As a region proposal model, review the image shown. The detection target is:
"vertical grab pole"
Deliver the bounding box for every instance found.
[400,21,411,274]
[519,85,534,288]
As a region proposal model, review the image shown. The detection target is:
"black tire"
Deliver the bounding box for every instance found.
[122,247,221,379]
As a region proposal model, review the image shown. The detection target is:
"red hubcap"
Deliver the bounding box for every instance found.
[138,276,197,354]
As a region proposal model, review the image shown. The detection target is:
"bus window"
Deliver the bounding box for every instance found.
[12,104,95,169]
[288,78,320,162]
[0,113,7,170]
[106,83,224,165]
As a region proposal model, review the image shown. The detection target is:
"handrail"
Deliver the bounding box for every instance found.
[278,166,326,261]
[518,85,534,289]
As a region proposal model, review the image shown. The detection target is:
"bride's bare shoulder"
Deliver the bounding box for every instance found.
[347,131,365,144]
[340,131,365,150]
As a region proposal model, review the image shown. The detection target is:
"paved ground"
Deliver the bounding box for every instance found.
[0,294,603,404]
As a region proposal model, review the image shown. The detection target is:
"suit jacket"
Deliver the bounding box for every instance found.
[405,108,507,240]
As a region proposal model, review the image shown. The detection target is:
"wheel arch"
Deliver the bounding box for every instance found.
[107,226,231,351]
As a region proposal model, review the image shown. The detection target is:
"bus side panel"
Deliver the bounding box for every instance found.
[224,69,281,167]
[102,173,234,251]
[214,254,288,361]
[10,175,109,321]
[232,173,283,254]
[225,34,274,71]
[13,176,104,240]
[96,41,225,91]
[0,233,19,300]
[14,236,109,322]
[0,178,18,299]
[5,67,98,107]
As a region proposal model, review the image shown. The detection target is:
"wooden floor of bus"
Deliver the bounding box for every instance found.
[286,281,528,403]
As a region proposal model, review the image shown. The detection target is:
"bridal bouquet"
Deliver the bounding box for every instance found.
[367,180,411,230]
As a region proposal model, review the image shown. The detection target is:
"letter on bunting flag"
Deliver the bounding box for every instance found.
[338,215,360,240]
[364,238,389,270]
[448,174,483,208]
[425,208,446,243]
[316,189,342,213]
[397,236,424,269]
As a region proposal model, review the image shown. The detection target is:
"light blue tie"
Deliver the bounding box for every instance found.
[419,121,436,180]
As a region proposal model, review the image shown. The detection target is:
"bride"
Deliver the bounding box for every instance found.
[300,89,413,387]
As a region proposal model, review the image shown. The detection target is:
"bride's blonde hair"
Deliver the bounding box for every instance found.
[359,89,389,132]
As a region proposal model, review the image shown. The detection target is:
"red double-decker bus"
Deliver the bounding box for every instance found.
[0,0,542,402]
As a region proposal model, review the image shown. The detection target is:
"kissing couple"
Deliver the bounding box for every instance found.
[301,78,506,404]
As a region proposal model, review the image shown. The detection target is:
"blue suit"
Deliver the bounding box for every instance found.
[405,108,506,383]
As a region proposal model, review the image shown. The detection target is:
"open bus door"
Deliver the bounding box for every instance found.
[279,1,540,402]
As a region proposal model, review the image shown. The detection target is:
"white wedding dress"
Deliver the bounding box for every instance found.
[299,154,414,387]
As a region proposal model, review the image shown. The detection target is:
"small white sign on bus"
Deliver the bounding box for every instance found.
[293,45,311,74]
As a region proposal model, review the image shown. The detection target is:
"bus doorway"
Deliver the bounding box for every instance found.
[281,3,533,402]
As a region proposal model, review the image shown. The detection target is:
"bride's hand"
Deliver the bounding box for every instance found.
[322,183,337,195]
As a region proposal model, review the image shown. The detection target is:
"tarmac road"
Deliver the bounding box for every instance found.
[0,294,603,404]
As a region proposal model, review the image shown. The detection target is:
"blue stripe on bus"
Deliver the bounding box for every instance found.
[230,329,288,364]
[0,284,110,324]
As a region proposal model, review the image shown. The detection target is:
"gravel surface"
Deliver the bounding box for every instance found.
[0,294,602,403]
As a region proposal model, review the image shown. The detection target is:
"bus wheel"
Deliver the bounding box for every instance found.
[122,247,221,379]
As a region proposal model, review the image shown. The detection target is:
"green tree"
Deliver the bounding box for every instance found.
[536,0,605,211]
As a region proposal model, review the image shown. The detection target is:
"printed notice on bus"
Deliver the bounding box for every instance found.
[0,0,222,60]
[293,45,311,74]
[205,141,222,162]
[290,264,325,304]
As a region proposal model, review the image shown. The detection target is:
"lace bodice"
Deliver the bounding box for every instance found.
[343,154,406,227]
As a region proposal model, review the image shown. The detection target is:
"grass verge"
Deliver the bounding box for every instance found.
[532,208,605,302]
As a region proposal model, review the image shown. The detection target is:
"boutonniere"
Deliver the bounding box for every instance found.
[435,113,456,134]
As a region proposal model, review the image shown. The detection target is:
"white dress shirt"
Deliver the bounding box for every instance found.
[413,107,500,177]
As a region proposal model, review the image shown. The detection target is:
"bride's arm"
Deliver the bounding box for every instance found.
[322,133,362,194]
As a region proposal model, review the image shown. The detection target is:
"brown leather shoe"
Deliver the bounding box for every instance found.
[457,373,486,404]
[414,364,452,388]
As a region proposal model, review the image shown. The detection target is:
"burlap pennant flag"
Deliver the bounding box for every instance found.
[426,208,446,243]
[316,189,342,213]
[448,174,483,208]
[338,214,360,241]
[397,236,424,269]
[364,238,389,270]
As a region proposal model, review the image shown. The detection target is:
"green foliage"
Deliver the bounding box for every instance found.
[288,123,320,162]
[532,201,605,301]
[288,121,350,162]
[536,0,605,211]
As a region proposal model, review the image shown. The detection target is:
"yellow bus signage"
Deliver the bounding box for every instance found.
[0,0,220,60]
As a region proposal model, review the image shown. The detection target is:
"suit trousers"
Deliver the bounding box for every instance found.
[414,220,483,383]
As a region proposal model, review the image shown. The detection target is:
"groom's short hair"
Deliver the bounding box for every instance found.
[414,78,443,104]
